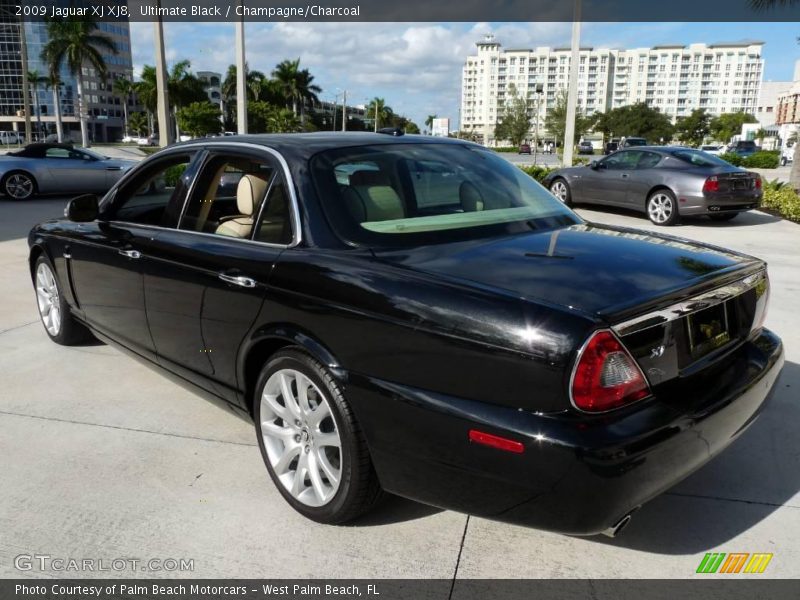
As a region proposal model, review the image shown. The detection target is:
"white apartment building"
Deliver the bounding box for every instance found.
[461,36,764,145]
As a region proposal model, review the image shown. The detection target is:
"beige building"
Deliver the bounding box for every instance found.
[461,36,764,145]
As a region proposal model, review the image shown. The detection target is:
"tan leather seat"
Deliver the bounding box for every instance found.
[344,170,405,222]
[215,174,269,238]
[460,181,484,212]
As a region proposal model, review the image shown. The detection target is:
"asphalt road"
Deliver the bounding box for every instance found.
[0,195,797,580]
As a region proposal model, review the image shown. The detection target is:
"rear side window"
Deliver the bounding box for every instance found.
[637,152,662,169]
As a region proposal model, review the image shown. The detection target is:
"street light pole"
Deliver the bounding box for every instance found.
[563,0,582,167]
[341,89,347,132]
[235,2,247,134]
[153,12,171,146]
[533,84,543,165]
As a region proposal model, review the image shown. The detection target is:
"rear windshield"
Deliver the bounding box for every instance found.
[736,141,757,148]
[671,149,731,167]
[310,143,580,247]
[624,138,647,146]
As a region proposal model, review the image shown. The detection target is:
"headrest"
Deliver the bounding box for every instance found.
[236,174,269,216]
[460,181,484,212]
[349,170,390,187]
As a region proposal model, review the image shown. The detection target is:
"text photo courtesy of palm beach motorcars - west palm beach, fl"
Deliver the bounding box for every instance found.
[0,0,798,597]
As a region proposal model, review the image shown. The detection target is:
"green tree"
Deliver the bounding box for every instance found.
[128,111,149,136]
[425,114,437,133]
[248,101,301,133]
[593,102,674,143]
[494,84,532,147]
[42,17,117,147]
[271,58,321,121]
[177,102,222,137]
[137,61,207,139]
[709,112,757,144]
[365,97,393,132]
[112,76,135,137]
[674,108,711,147]
[544,89,593,151]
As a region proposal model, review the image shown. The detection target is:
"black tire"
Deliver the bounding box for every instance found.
[709,212,738,222]
[2,171,36,200]
[254,348,384,523]
[646,189,680,226]
[781,157,787,166]
[549,177,573,207]
[33,255,92,345]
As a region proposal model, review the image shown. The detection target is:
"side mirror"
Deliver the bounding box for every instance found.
[65,194,99,222]
[589,160,600,169]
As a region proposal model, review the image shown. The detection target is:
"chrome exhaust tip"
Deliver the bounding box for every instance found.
[601,513,633,538]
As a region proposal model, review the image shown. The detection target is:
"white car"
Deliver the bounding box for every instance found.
[700,144,723,156]
[0,131,24,145]
[781,143,794,166]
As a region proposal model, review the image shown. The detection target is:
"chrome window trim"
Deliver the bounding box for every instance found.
[99,141,302,250]
[611,270,765,337]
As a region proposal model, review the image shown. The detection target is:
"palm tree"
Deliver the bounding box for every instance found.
[425,114,437,134]
[113,77,135,137]
[45,72,64,143]
[27,70,47,140]
[128,112,149,137]
[221,64,269,127]
[166,60,207,139]
[366,97,392,132]
[41,18,116,147]
[135,66,157,136]
[271,59,321,121]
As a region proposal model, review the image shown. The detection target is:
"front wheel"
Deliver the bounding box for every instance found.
[254,349,383,523]
[646,190,680,226]
[34,256,92,345]
[549,178,573,207]
[3,171,36,200]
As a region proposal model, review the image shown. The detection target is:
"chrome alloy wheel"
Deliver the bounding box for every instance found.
[5,173,34,199]
[35,262,61,336]
[550,180,568,202]
[259,369,342,507]
[648,193,674,224]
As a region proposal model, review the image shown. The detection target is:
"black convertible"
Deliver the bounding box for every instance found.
[29,133,783,536]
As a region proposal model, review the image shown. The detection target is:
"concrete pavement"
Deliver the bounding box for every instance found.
[0,196,797,579]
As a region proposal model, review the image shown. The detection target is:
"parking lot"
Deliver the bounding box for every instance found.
[0,194,797,580]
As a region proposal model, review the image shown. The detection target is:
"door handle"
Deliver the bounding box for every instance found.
[118,249,141,259]
[218,273,257,288]
[106,166,123,171]
[621,173,629,179]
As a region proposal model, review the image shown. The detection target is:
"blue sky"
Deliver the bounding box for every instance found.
[128,21,800,129]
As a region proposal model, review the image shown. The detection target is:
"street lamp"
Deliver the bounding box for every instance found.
[532,83,544,165]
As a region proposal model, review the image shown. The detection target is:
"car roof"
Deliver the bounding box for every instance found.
[8,142,75,157]
[174,132,472,159]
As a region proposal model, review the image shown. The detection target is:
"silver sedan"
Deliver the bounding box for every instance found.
[543,146,763,226]
[0,143,137,201]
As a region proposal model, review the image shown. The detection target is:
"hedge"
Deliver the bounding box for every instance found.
[518,165,555,184]
[761,180,800,223]
[719,150,779,169]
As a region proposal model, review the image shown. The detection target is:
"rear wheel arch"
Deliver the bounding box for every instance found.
[240,328,343,416]
[644,184,675,209]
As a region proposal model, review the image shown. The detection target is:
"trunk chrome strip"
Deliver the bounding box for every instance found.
[612,270,765,337]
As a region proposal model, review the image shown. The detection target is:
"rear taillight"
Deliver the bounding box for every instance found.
[703,176,719,193]
[755,175,762,190]
[570,330,651,412]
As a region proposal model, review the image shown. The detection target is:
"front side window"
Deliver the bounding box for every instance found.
[104,153,196,226]
[311,143,579,247]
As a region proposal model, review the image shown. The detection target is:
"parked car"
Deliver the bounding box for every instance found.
[518,143,531,154]
[0,131,24,145]
[577,141,594,155]
[700,144,723,156]
[726,140,759,158]
[781,142,794,166]
[28,133,783,536]
[619,136,647,148]
[138,135,159,147]
[44,133,82,144]
[0,143,137,200]
[544,146,762,225]
[604,140,619,154]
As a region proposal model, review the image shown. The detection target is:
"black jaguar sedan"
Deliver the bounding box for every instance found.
[28,133,783,536]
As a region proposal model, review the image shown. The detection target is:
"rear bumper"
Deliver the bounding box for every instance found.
[348,329,784,535]
[680,191,762,215]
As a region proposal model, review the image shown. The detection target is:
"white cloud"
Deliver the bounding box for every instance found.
[129,21,574,127]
